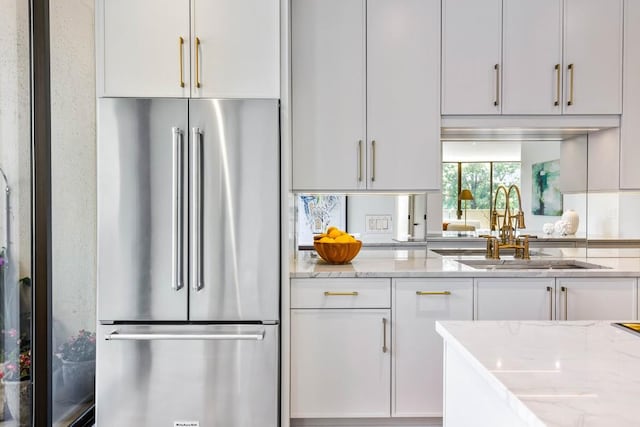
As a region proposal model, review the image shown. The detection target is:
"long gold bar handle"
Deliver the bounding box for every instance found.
[567,64,574,106]
[561,286,568,320]
[179,37,185,88]
[323,291,359,296]
[371,140,376,182]
[546,286,553,320]
[416,291,451,296]
[357,140,363,182]
[494,64,500,107]
[382,318,388,353]
[195,37,201,88]
[554,64,560,106]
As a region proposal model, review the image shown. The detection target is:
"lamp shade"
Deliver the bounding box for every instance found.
[458,189,474,201]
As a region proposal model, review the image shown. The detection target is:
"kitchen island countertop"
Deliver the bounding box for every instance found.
[290,248,640,278]
[436,320,640,426]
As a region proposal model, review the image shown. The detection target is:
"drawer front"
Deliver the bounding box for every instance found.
[291,278,391,308]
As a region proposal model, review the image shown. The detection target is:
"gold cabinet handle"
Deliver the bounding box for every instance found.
[561,286,568,320]
[195,37,201,88]
[179,37,185,88]
[416,291,451,296]
[554,64,560,106]
[357,140,363,182]
[494,63,500,107]
[547,286,553,320]
[323,291,359,296]
[371,140,376,182]
[382,318,388,353]
[567,64,574,106]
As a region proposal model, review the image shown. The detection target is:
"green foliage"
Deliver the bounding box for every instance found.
[58,330,96,362]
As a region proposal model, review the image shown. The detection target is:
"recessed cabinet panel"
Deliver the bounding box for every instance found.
[393,279,473,417]
[291,309,391,418]
[442,0,502,115]
[367,0,440,191]
[292,0,366,191]
[475,278,555,320]
[100,0,191,97]
[563,0,622,114]
[557,278,637,320]
[191,0,279,98]
[502,0,563,114]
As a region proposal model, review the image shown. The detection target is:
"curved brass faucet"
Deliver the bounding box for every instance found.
[483,184,531,260]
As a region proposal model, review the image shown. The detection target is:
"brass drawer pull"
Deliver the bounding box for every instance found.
[416,291,451,296]
[567,64,574,106]
[324,291,359,296]
[178,37,185,88]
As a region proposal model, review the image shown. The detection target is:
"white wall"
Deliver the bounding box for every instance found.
[346,195,396,242]
[50,0,97,342]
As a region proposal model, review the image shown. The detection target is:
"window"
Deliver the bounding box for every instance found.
[442,162,521,230]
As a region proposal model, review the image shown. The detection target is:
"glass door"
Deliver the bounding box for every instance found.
[0,1,33,425]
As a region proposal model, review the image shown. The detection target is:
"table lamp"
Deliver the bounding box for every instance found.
[458,189,474,228]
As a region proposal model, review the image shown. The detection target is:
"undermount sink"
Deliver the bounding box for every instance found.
[431,248,548,257]
[457,259,609,270]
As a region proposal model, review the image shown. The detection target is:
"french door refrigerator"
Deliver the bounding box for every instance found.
[96,98,280,427]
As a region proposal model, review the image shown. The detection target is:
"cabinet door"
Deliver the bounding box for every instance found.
[290,309,391,418]
[620,0,640,189]
[475,278,555,320]
[442,0,502,114]
[563,0,623,114]
[292,0,366,191]
[191,0,279,98]
[393,279,473,417]
[367,0,440,191]
[502,0,562,114]
[557,278,637,320]
[98,0,191,97]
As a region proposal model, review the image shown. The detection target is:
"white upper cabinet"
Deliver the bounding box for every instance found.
[502,0,563,114]
[191,0,279,98]
[367,0,441,191]
[97,0,279,98]
[442,0,622,116]
[442,0,502,115]
[621,0,640,189]
[292,0,366,191]
[98,0,191,98]
[563,0,622,114]
[292,0,441,192]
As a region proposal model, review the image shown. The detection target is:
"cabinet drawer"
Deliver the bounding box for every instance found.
[291,278,391,309]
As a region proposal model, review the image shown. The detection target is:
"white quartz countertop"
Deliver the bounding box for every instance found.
[290,248,640,278]
[436,320,640,427]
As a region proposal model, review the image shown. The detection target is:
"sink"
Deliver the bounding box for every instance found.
[431,248,548,257]
[457,259,608,270]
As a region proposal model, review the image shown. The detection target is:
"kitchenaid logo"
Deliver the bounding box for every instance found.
[174,422,199,427]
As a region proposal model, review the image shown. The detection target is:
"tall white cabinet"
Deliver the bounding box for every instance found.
[97,0,280,98]
[441,0,502,115]
[292,0,441,192]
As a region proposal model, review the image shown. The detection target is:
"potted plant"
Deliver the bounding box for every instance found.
[57,330,96,402]
[0,331,31,425]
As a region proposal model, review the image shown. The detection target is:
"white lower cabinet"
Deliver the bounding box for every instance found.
[556,278,638,320]
[392,278,473,417]
[290,278,391,419]
[475,278,555,320]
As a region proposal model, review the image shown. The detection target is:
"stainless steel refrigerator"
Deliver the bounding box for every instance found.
[95,98,280,426]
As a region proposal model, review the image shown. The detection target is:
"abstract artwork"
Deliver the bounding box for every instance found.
[296,195,346,245]
[532,159,562,216]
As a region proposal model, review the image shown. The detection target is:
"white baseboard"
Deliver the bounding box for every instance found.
[290,418,442,427]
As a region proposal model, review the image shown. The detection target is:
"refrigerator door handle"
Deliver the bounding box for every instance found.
[105,330,266,341]
[171,127,184,291]
[191,127,203,291]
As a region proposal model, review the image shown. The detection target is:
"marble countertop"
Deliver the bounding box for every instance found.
[290,248,640,278]
[436,320,640,426]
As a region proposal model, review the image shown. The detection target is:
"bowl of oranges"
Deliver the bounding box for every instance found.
[313,226,362,264]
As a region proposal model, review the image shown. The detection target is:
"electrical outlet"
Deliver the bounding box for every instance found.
[365,215,392,233]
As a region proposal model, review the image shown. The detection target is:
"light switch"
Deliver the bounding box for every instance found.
[365,215,392,232]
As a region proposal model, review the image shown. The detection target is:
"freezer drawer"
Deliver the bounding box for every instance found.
[96,324,279,427]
